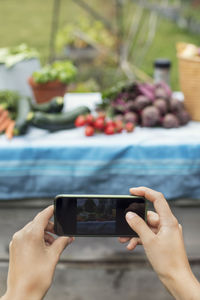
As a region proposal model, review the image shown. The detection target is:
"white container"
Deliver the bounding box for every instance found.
[0,58,40,97]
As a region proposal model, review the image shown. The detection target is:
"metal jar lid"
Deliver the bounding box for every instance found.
[154,58,171,69]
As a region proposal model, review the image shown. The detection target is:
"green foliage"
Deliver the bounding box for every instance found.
[32,60,77,84]
[0,0,200,90]
[0,44,39,68]
[0,90,20,110]
[0,90,20,119]
[73,79,100,93]
[56,18,116,53]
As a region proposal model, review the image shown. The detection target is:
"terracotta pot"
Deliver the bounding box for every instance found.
[28,77,67,103]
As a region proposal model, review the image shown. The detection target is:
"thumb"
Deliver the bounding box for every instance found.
[126,212,154,244]
[51,236,73,260]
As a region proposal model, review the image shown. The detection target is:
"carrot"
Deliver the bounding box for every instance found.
[0,110,9,125]
[0,106,4,115]
[5,120,15,140]
[0,117,11,133]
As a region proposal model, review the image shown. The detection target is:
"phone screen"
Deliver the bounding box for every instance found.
[54,195,146,237]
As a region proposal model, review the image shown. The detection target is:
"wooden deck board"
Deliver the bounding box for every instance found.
[0,200,200,299]
[0,201,199,261]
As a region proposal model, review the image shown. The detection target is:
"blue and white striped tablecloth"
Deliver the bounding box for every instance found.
[0,93,200,200]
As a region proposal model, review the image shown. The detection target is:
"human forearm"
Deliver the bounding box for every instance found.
[161,268,200,300]
[1,288,45,300]
[123,187,200,300]
[2,206,73,300]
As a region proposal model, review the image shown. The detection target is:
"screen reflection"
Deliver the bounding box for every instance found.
[77,198,116,234]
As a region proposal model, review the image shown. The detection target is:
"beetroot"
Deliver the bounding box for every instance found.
[124,112,138,124]
[170,98,184,113]
[154,86,168,99]
[134,95,152,111]
[126,100,137,112]
[111,98,127,113]
[138,83,155,100]
[155,82,172,98]
[154,99,168,115]
[100,81,190,129]
[176,109,190,125]
[162,113,179,128]
[141,106,160,127]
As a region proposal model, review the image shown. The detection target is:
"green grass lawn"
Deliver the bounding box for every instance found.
[0,0,88,63]
[141,17,200,90]
[0,0,200,90]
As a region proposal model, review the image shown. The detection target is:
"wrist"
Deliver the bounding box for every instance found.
[160,268,200,300]
[2,288,44,300]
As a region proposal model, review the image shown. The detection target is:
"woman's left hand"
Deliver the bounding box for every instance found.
[2,205,74,300]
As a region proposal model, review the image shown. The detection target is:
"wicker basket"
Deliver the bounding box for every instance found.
[178,55,200,121]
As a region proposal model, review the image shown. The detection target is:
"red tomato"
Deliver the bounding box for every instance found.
[104,125,115,135]
[94,117,105,130]
[115,119,124,133]
[75,115,86,127]
[85,114,95,125]
[85,125,95,136]
[105,120,116,128]
[125,122,134,132]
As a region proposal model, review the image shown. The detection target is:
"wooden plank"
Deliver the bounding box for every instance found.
[0,203,200,261]
[1,261,200,300]
[0,201,200,300]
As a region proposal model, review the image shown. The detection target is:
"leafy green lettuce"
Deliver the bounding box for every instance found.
[0,44,39,68]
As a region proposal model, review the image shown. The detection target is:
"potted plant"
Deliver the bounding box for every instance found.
[28,60,77,103]
[56,19,116,62]
[0,43,40,97]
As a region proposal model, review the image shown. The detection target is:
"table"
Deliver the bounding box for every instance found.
[1,93,200,201]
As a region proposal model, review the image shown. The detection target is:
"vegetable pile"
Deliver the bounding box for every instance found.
[100,81,190,128]
[0,90,20,139]
[28,105,90,132]
[75,113,134,137]
[0,90,90,139]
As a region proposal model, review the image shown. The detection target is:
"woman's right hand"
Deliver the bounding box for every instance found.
[119,187,200,300]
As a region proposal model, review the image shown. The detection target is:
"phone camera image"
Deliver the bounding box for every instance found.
[54,195,146,237]
[77,198,116,235]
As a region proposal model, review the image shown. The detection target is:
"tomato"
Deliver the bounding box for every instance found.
[115,119,124,133]
[85,114,95,125]
[75,115,86,127]
[85,125,95,136]
[104,125,115,135]
[125,122,134,132]
[105,120,116,128]
[94,117,105,130]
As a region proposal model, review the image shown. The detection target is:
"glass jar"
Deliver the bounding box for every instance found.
[154,58,171,86]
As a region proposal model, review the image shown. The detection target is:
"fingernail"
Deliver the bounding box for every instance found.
[126,212,136,220]
[129,187,137,192]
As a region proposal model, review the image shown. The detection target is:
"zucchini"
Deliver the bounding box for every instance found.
[30,96,64,113]
[14,97,31,135]
[27,105,90,132]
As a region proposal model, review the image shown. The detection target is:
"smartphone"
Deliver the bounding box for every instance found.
[54,194,147,237]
